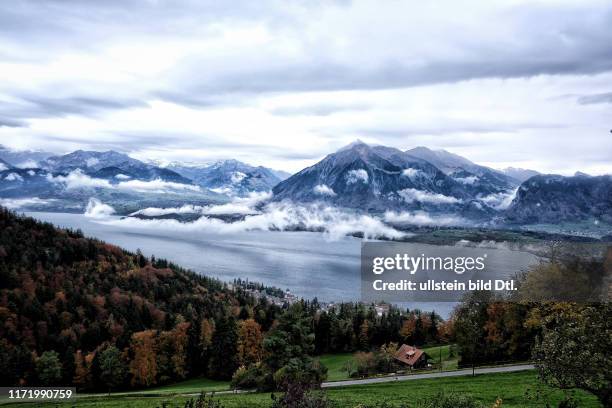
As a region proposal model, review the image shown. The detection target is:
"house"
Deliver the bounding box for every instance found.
[394,344,429,369]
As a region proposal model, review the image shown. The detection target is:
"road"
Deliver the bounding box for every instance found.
[321,364,535,388]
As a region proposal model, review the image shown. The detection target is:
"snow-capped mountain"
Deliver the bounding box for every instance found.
[168,159,290,196]
[42,150,191,183]
[272,141,494,215]
[273,141,612,226]
[0,150,224,213]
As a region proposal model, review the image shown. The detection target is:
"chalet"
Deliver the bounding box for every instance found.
[394,344,429,369]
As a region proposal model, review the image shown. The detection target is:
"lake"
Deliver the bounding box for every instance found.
[27,212,539,317]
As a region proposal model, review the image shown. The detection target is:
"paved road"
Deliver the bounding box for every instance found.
[321,364,535,388]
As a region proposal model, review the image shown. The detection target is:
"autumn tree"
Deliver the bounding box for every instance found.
[237,319,263,366]
[399,315,416,342]
[73,350,92,390]
[172,322,191,380]
[358,321,369,351]
[129,330,157,387]
[200,319,215,350]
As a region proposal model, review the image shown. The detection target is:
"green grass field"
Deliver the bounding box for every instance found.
[319,353,354,381]
[422,344,459,371]
[3,370,601,408]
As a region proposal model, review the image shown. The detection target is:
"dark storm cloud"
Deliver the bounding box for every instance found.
[577,92,612,105]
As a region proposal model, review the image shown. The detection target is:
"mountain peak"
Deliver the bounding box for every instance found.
[337,139,369,152]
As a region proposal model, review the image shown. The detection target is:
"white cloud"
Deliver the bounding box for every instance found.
[115,178,201,193]
[112,201,405,240]
[16,160,39,168]
[398,188,461,204]
[130,191,271,217]
[0,163,8,171]
[402,168,422,178]
[479,188,518,210]
[114,174,131,179]
[27,170,36,176]
[46,170,111,189]
[346,169,369,184]
[4,172,24,181]
[46,169,200,193]
[131,204,206,217]
[454,175,478,185]
[202,191,271,215]
[85,157,100,167]
[384,210,465,226]
[0,197,54,209]
[313,184,336,196]
[84,198,115,218]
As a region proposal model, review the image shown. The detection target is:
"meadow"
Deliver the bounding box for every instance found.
[2,370,601,408]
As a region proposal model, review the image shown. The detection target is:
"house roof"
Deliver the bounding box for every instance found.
[394,344,425,366]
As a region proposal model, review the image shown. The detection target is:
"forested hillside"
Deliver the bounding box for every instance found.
[0,207,281,389]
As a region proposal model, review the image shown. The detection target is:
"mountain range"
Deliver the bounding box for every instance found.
[272,141,517,218]
[273,141,611,229]
[0,148,287,213]
[0,142,610,234]
[167,159,290,196]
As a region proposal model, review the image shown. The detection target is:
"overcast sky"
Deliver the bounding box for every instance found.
[0,0,611,174]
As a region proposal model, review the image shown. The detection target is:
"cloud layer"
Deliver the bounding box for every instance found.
[0,1,610,174]
[106,201,406,241]
[46,169,200,193]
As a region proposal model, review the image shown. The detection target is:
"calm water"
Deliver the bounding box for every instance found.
[27,212,538,317]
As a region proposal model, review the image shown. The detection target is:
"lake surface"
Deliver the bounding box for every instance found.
[27,212,539,317]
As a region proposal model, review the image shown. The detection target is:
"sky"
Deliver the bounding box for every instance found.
[0,0,611,174]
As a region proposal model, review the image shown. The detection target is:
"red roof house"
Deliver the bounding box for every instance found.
[394,344,429,368]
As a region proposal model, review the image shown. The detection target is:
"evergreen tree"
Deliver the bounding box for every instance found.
[208,315,239,380]
[99,345,127,393]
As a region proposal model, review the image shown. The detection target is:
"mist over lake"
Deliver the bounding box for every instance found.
[27,212,539,317]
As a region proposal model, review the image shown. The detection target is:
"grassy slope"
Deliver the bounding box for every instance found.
[5,371,601,408]
[319,353,354,381]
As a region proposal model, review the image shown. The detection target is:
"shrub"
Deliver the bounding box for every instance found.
[181,392,225,408]
[271,382,331,408]
[231,364,271,391]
